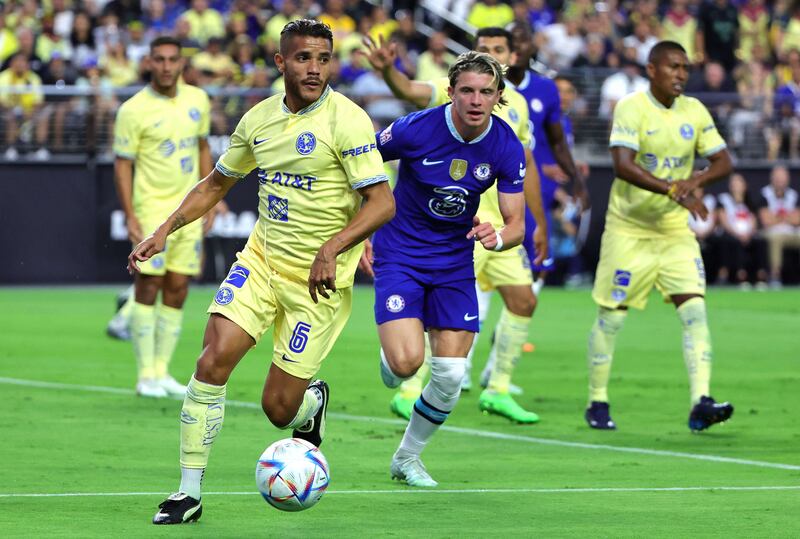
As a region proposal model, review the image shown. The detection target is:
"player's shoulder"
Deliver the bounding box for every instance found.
[327,89,372,122]
[490,112,523,145]
[676,94,710,115]
[179,83,210,102]
[504,85,528,109]
[240,92,284,122]
[615,90,649,113]
[116,87,149,117]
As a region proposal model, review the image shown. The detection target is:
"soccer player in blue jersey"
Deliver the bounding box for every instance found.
[364,51,527,487]
[129,20,395,523]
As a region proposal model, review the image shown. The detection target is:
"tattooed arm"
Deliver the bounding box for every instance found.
[127,169,239,273]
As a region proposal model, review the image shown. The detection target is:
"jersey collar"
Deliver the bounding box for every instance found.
[281,85,331,115]
[516,70,532,91]
[146,84,181,100]
[646,88,681,110]
[444,104,493,144]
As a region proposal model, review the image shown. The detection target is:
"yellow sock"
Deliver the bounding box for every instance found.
[180,375,226,470]
[119,292,134,319]
[488,309,531,393]
[154,305,183,379]
[677,297,712,404]
[131,302,156,380]
[587,307,627,403]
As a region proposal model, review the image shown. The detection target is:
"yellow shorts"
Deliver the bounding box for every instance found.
[136,216,203,277]
[474,243,532,292]
[592,229,706,310]
[207,240,352,380]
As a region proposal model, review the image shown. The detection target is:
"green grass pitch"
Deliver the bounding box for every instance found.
[0,286,798,538]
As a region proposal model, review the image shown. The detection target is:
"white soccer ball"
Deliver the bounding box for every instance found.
[255,438,330,512]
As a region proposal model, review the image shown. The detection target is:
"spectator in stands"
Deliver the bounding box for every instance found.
[718,173,768,288]
[526,0,556,31]
[5,27,45,76]
[51,0,74,40]
[0,13,20,65]
[192,36,238,86]
[260,0,300,57]
[230,34,256,79]
[41,52,78,152]
[572,33,613,69]
[598,56,648,119]
[0,52,49,161]
[776,2,800,60]
[319,0,356,53]
[414,31,455,81]
[537,14,585,70]
[768,59,800,160]
[143,0,177,40]
[696,0,739,73]
[36,13,73,64]
[623,20,659,67]
[551,187,586,287]
[100,41,139,88]
[368,6,398,46]
[688,186,720,279]
[70,11,97,71]
[181,0,226,46]
[392,10,427,63]
[728,59,774,157]
[468,0,515,29]
[126,21,150,66]
[738,0,771,63]
[102,0,143,26]
[686,61,737,126]
[758,165,800,287]
[661,0,698,64]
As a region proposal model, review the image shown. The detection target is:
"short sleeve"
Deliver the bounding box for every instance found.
[376,113,412,162]
[608,97,642,151]
[336,106,389,190]
[427,77,450,108]
[215,114,255,179]
[113,103,140,159]
[496,135,526,194]
[694,103,727,157]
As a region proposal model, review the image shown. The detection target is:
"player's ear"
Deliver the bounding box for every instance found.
[645,62,656,80]
[447,85,454,100]
[275,53,285,74]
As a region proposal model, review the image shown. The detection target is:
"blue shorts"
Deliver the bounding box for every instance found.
[373,262,479,332]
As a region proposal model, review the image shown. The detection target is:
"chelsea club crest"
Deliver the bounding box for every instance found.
[473,163,492,181]
[296,132,317,155]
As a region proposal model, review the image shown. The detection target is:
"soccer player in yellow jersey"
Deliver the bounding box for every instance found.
[361,27,547,424]
[113,37,213,399]
[129,20,395,524]
[586,41,735,432]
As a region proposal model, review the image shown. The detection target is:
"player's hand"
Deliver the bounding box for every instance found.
[573,173,591,211]
[126,215,143,244]
[358,34,397,72]
[668,178,699,201]
[532,226,548,267]
[127,232,166,274]
[677,194,709,221]
[467,216,500,250]
[358,238,375,278]
[541,163,570,183]
[308,243,337,304]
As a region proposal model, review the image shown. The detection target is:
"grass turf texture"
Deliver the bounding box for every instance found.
[0,286,798,538]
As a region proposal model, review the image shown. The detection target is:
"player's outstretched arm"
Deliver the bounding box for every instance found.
[127,169,238,274]
[308,181,395,303]
[360,35,432,110]
[546,119,589,209]
[522,149,548,266]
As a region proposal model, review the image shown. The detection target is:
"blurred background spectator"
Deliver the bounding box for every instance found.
[758,165,800,286]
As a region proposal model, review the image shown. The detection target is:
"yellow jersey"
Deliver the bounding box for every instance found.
[113,84,211,218]
[608,90,726,237]
[215,86,388,288]
[428,76,532,228]
[0,69,43,113]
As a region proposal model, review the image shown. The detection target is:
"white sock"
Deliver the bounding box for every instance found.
[397,357,465,458]
[179,468,204,500]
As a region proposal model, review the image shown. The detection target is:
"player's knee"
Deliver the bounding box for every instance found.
[195,347,234,386]
[429,358,466,398]
[383,348,424,379]
[508,292,537,317]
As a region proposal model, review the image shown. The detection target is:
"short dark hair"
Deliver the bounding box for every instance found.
[280,19,333,53]
[150,35,181,54]
[475,27,514,52]
[648,40,686,65]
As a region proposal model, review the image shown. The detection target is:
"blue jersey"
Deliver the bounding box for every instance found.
[562,113,574,149]
[512,70,561,199]
[374,104,525,276]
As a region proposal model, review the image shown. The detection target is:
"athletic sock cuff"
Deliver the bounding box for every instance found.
[187,375,226,403]
[158,304,183,320]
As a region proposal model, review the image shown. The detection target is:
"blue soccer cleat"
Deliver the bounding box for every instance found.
[689,396,734,432]
[585,401,616,430]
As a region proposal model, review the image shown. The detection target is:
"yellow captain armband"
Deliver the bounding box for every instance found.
[667,183,678,199]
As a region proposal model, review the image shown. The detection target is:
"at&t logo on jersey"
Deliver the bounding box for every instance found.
[159,140,176,157]
[386,294,405,313]
[429,186,468,218]
[296,132,316,155]
[258,169,317,191]
[215,286,234,305]
[473,163,492,181]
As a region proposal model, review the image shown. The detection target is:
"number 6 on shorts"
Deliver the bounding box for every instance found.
[289,322,312,353]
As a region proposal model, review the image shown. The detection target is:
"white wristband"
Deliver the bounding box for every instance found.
[492,231,504,251]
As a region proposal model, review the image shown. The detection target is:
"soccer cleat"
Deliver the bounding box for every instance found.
[390,454,438,487]
[153,492,202,524]
[460,373,472,392]
[106,311,131,341]
[689,395,734,432]
[389,393,415,420]
[157,376,187,397]
[293,380,329,447]
[136,379,168,398]
[585,401,616,430]
[478,369,524,395]
[478,390,540,424]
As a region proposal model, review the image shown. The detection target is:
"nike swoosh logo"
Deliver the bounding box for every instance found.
[254,137,269,145]
[422,158,443,166]
[646,130,658,135]
[464,314,478,321]
[281,354,298,363]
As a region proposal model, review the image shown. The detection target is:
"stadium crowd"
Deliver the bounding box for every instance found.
[0,0,800,161]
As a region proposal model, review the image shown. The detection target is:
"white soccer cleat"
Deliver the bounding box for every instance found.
[390,454,438,488]
[136,379,168,398]
[106,312,131,341]
[157,376,187,397]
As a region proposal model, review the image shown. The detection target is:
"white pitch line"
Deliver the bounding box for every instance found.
[2,376,800,472]
[1,486,799,499]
